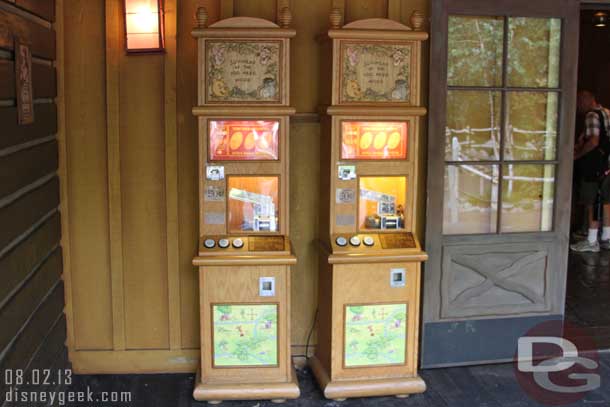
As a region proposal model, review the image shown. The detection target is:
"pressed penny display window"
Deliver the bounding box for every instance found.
[209,120,279,161]
[341,121,408,160]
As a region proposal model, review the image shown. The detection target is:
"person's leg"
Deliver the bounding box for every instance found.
[599,178,610,247]
[587,204,600,243]
[571,180,600,252]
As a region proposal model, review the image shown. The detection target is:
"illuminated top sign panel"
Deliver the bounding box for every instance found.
[209,120,279,161]
[341,121,408,160]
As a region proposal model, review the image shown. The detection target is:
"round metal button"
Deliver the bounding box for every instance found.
[336,236,348,247]
[204,239,216,249]
[349,236,361,247]
[232,238,244,249]
[218,238,230,249]
[363,236,375,247]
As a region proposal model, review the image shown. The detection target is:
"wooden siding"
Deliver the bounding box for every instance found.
[0,1,65,405]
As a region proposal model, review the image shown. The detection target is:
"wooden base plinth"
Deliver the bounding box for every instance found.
[309,356,426,400]
[193,368,300,403]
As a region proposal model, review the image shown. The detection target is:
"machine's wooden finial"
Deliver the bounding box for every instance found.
[410,10,425,31]
[196,6,209,28]
[279,7,292,28]
[329,8,343,29]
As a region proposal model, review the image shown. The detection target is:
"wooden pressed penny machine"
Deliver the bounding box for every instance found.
[311,10,429,400]
[191,7,299,404]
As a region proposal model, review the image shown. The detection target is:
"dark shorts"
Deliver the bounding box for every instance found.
[579,176,610,205]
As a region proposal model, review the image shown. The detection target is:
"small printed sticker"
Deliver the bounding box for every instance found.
[205,212,225,225]
[336,214,356,226]
[338,165,357,181]
[206,166,225,181]
[336,188,356,204]
[205,186,225,201]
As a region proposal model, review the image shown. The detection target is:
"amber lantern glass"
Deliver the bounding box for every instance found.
[594,11,608,28]
[124,0,165,53]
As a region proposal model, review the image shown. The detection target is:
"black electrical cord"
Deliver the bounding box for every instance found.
[304,308,319,360]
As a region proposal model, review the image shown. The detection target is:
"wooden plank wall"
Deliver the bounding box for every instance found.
[60,0,430,373]
[0,0,68,404]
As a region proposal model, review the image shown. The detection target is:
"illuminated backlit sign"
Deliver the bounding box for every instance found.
[341,121,408,160]
[209,120,279,161]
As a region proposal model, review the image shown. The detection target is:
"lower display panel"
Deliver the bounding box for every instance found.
[212,304,279,367]
[344,303,408,367]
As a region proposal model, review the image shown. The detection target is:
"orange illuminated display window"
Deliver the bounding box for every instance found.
[227,176,279,233]
[209,120,279,161]
[341,121,408,160]
[359,176,407,231]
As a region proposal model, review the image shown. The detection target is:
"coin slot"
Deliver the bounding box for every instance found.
[259,277,276,297]
[390,268,406,288]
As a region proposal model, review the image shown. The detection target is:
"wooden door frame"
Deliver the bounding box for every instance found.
[582,0,610,7]
[422,0,580,366]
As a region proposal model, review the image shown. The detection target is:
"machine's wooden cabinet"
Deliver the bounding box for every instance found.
[311,13,429,400]
[191,9,299,403]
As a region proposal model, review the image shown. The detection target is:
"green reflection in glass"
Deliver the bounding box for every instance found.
[448,16,504,87]
[443,164,498,235]
[505,92,558,161]
[501,164,555,232]
[508,18,561,88]
[446,90,502,161]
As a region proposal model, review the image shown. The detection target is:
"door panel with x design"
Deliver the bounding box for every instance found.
[440,242,553,319]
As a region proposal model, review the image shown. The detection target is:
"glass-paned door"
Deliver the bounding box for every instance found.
[443,16,560,235]
[422,0,579,367]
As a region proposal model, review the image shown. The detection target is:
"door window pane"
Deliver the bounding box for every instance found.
[504,92,558,160]
[501,164,555,232]
[448,16,504,87]
[507,18,561,88]
[443,165,498,234]
[446,90,501,161]
[443,15,560,236]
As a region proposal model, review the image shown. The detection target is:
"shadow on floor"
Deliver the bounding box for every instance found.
[566,251,610,350]
[66,357,610,407]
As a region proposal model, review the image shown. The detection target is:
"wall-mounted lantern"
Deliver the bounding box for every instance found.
[593,11,608,28]
[123,0,165,53]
